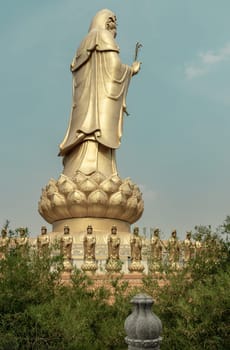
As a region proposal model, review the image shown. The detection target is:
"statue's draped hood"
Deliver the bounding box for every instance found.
[88,8,116,31]
[59,9,132,156]
[71,9,119,71]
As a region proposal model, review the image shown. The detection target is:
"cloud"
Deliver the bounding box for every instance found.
[185,43,230,79]
[139,184,157,201]
[185,65,207,79]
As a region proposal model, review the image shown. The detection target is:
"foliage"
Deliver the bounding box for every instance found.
[0,219,229,349]
[0,241,129,350]
[143,222,230,350]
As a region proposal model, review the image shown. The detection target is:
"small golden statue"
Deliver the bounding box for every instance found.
[37,226,50,256]
[194,234,203,257]
[15,227,28,252]
[204,236,220,263]
[0,228,10,259]
[60,226,73,271]
[128,227,144,273]
[167,229,180,269]
[81,225,97,272]
[106,225,122,272]
[183,231,194,265]
[149,227,164,272]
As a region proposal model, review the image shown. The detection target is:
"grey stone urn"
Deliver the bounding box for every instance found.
[124,294,162,349]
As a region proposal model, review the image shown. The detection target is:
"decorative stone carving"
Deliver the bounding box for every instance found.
[106,225,122,272]
[129,227,144,273]
[60,226,73,272]
[38,172,143,225]
[124,294,162,350]
[81,225,97,272]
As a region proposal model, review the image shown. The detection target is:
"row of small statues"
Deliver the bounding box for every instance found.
[149,228,202,271]
[0,227,29,257]
[0,225,135,272]
[38,225,144,273]
[0,225,207,273]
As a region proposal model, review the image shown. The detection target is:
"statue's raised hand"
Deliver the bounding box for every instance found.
[132,61,141,75]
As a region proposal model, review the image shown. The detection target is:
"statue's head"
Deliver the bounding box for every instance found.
[171,229,177,238]
[153,227,160,237]
[87,225,93,234]
[111,225,117,234]
[89,9,117,38]
[41,226,47,235]
[1,228,7,237]
[64,225,70,235]
[133,227,139,235]
[186,231,191,239]
[19,227,26,237]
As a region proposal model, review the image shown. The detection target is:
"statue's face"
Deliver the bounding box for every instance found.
[172,231,177,238]
[154,230,159,237]
[134,227,139,235]
[87,226,92,234]
[20,229,25,237]
[41,227,47,235]
[111,226,117,234]
[1,230,7,238]
[106,16,117,38]
[64,227,69,235]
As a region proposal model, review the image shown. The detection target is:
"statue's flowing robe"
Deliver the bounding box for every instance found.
[83,235,96,260]
[108,235,120,260]
[59,26,133,177]
[131,235,142,261]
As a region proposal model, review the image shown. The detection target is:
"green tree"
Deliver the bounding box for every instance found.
[0,219,229,350]
[143,220,230,350]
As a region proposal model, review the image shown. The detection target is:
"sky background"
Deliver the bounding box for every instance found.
[1,0,230,238]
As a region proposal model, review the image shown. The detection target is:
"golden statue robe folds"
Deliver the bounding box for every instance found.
[59,10,133,177]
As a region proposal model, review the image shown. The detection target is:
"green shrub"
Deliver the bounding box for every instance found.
[0,220,229,349]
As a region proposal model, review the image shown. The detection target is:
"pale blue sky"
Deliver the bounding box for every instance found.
[1,0,230,238]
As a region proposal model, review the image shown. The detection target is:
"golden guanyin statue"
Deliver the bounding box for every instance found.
[128,227,144,272]
[38,9,144,239]
[59,9,141,177]
[106,225,122,272]
[81,225,97,272]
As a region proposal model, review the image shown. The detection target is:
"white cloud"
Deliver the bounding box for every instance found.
[200,52,222,64]
[185,43,230,79]
[139,184,157,201]
[185,65,207,79]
